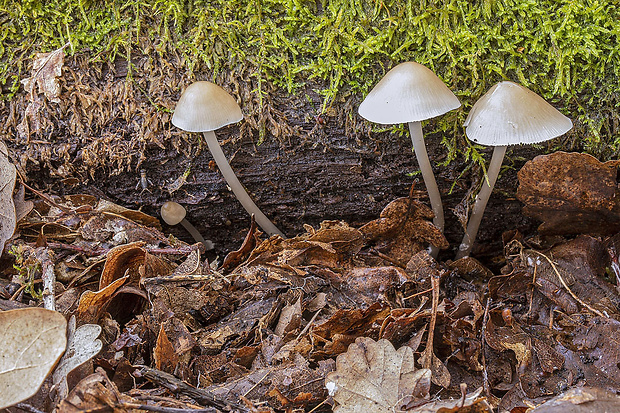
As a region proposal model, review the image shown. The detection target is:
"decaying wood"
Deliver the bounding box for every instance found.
[139,366,249,412]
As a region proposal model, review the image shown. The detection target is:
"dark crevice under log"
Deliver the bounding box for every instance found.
[79,127,538,264]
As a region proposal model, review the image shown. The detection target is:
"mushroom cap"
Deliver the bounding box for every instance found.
[160,201,186,226]
[358,62,461,124]
[464,81,573,146]
[172,81,243,132]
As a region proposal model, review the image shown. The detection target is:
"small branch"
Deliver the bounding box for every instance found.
[14,403,46,413]
[116,402,217,413]
[533,250,605,318]
[138,366,249,412]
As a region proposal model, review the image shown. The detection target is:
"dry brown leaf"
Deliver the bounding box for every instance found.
[154,324,178,373]
[0,308,67,409]
[99,242,146,288]
[17,43,68,139]
[360,197,448,263]
[13,184,33,222]
[222,215,260,271]
[21,44,68,103]
[76,276,128,324]
[325,337,431,413]
[0,141,17,256]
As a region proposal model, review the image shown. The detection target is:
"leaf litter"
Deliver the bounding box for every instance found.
[1,148,620,412]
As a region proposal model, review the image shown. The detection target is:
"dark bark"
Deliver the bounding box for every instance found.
[90,126,537,263]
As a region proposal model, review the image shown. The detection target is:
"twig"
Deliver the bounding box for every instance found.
[45,241,107,256]
[34,248,56,310]
[242,371,270,398]
[295,308,322,341]
[141,274,214,286]
[115,402,217,413]
[138,366,248,412]
[403,287,433,300]
[21,181,74,215]
[481,297,491,401]
[368,248,406,268]
[423,272,440,370]
[14,403,46,413]
[532,251,605,318]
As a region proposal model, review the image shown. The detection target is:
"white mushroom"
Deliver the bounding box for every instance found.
[172,81,284,237]
[161,201,214,250]
[455,81,573,259]
[359,62,461,257]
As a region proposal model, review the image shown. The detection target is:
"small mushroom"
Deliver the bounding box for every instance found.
[455,81,573,259]
[160,201,214,250]
[172,81,284,237]
[359,62,460,257]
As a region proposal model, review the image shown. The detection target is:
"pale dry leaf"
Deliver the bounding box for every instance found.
[21,43,68,103]
[0,141,17,255]
[0,308,67,409]
[17,43,68,140]
[52,316,103,400]
[325,337,431,413]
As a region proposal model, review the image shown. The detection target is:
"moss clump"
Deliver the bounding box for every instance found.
[1,0,620,159]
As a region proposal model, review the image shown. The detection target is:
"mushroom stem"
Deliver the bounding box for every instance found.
[180,219,214,251]
[408,121,444,258]
[202,131,284,237]
[456,145,507,259]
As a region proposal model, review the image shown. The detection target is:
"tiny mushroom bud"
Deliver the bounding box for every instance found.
[172,81,284,237]
[161,201,214,250]
[455,81,573,259]
[359,62,460,257]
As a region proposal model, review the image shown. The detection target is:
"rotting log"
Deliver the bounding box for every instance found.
[1,56,537,261]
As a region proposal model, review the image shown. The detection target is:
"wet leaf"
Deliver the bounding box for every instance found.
[517,152,620,235]
[0,308,67,409]
[0,141,17,256]
[325,337,431,413]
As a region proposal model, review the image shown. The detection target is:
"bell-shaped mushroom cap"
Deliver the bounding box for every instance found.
[172,81,243,132]
[161,201,186,226]
[358,62,461,124]
[464,81,573,146]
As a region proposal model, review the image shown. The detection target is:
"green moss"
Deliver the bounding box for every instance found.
[1,0,620,157]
